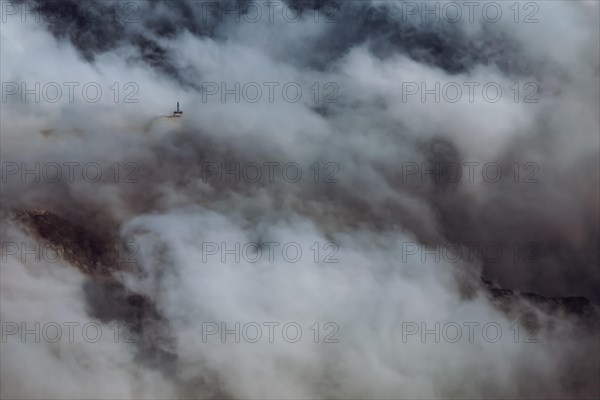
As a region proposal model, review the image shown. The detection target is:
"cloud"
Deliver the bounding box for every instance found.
[1,1,598,398]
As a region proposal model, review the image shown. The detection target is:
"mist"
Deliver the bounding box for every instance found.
[1,1,599,398]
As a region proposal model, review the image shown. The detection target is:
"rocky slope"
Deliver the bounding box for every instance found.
[12,209,177,370]
[7,208,598,379]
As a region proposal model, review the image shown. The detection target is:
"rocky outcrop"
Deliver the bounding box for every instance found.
[481,278,599,334]
[12,209,177,370]
[13,209,120,279]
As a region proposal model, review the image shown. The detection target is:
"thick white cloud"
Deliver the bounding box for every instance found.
[1,1,598,398]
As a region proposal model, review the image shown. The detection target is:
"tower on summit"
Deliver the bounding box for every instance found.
[173,102,183,117]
